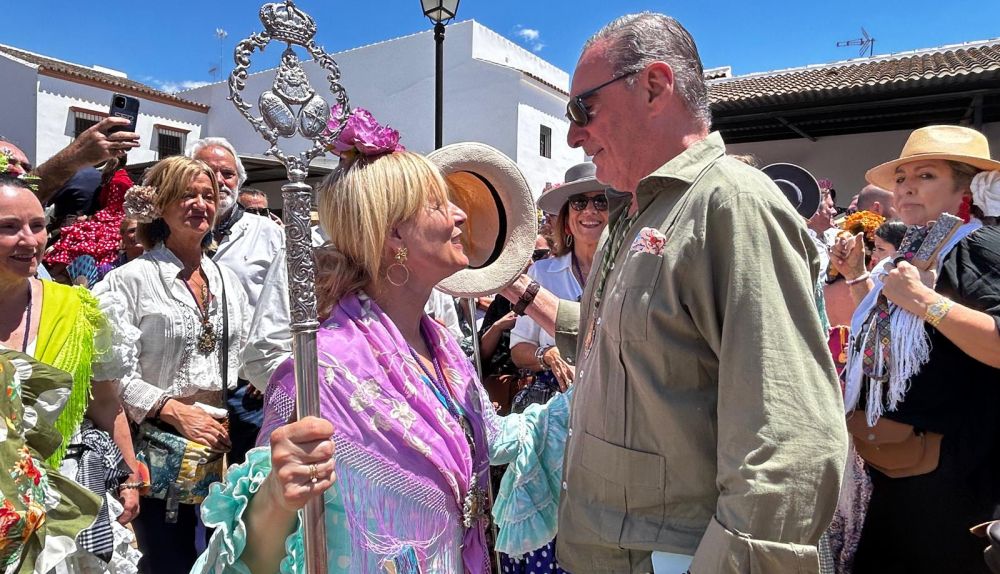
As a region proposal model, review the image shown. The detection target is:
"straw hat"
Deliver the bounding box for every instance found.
[537,162,606,215]
[429,142,538,298]
[866,125,1000,190]
[761,163,821,219]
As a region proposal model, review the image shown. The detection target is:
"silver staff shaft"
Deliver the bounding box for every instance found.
[284,181,327,573]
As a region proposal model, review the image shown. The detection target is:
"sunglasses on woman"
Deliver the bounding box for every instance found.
[568,194,608,212]
[565,72,636,127]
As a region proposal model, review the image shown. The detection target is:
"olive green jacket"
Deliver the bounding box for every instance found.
[553,132,849,573]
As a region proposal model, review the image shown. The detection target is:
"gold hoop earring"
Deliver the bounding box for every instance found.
[565,234,574,248]
[386,247,409,287]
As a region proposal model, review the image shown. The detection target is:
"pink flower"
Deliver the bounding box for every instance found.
[325,105,404,158]
[630,227,667,256]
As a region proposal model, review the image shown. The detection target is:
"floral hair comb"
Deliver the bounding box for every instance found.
[123,185,161,222]
[324,105,404,162]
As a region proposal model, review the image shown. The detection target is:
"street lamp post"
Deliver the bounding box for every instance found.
[420,0,460,150]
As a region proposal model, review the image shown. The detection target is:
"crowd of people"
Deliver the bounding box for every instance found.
[1,9,999,574]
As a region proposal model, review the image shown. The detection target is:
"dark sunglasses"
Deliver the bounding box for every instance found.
[245,207,270,217]
[565,72,636,127]
[532,248,550,261]
[568,194,608,212]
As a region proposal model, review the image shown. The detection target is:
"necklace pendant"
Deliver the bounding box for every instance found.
[459,417,476,458]
[461,485,488,529]
[197,322,219,355]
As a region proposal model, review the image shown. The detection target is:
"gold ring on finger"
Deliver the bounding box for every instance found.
[309,463,319,484]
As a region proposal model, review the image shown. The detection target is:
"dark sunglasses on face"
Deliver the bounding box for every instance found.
[568,194,608,212]
[565,72,636,127]
[245,207,270,217]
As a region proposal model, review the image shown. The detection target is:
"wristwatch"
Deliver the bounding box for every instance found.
[512,280,540,316]
[924,296,954,327]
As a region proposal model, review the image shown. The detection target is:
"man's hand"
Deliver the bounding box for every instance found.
[69,117,141,165]
[31,117,140,201]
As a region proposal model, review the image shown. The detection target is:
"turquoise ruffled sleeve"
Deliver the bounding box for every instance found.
[190,446,352,574]
[482,387,573,557]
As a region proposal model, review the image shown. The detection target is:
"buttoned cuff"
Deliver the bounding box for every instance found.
[689,516,820,574]
[554,301,580,364]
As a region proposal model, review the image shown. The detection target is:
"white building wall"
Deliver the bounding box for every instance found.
[727,122,1000,207]
[34,76,206,165]
[0,55,39,160]
[182,20,581,203]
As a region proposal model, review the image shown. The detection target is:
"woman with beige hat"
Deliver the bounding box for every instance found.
[830,125,1000,573]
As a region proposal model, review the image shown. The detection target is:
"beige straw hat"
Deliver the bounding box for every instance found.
[866,125,1000,190]
[429,142,538,298]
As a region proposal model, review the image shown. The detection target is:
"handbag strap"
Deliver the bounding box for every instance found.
[211,259,229,406]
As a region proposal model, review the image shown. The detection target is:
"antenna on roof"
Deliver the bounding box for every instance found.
[837,27,875,58]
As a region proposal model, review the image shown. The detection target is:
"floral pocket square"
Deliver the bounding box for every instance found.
[630,227,666,256]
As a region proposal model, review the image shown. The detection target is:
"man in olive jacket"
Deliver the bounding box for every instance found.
[503,12,848,574]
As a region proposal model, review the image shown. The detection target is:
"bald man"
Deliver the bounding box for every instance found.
[856,184,897,218]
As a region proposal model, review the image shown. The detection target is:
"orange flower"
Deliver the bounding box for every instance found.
[841,210,885,243]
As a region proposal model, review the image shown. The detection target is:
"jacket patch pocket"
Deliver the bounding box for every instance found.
[579,431,666,546]
[606,251,663,342]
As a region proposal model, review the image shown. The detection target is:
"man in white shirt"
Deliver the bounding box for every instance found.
[188,137,284,464]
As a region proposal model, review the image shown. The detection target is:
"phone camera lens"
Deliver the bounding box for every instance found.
[114,96,126,108]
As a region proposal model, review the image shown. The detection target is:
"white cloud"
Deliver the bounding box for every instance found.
[516,27,540,42]
[148,79,213,94]
[513,25,545,53]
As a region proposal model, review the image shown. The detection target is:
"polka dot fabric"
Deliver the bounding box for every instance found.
[499,539,567,574]
[45,170,133,267]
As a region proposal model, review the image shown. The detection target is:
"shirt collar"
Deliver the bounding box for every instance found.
[634,131,726,212]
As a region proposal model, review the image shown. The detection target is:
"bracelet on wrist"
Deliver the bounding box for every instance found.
[512,280,540,316]
[150,395,172,420]
[845,272,871,286]
[118,480,149,492]
[924,296,954,327]
[534,345,554,370]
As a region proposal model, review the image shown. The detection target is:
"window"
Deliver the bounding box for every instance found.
[539,125,552,158]
[156,127,186,159]
[73,111,103,138]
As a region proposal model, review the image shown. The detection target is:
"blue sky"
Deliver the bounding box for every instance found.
[4,0,997,93]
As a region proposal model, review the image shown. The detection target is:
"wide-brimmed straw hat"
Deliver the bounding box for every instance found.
[429,142,538,298]
[761,163,821,219]
[537,162,606,215]
[866,125,1000,190]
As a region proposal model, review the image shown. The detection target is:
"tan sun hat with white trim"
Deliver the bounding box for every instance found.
[429,142,538,298]
[866,125,1000,190]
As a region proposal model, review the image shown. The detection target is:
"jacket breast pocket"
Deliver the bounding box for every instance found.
[577,431,666,546]
[605,251,663,342]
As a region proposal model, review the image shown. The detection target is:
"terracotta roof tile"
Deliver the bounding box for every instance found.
[708,39,1000,112]
[0,44,209,112]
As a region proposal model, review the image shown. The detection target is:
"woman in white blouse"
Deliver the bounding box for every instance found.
[510,162,608,399]
[93,156,249,574]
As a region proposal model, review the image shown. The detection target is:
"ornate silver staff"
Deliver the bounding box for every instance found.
[229,2,350,571]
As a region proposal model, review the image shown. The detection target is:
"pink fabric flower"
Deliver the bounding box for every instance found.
[630,227,666,256]
[325,105,404,158]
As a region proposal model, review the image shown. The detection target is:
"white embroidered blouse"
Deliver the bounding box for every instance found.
[92,244,250,422]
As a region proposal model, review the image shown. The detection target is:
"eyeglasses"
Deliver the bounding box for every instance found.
[245,207,270,217]
[568,194,608,212]
[565,73,636,127]
[531,248,550,261]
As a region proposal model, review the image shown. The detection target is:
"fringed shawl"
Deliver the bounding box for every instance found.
[267,292,491,573]
[844,219,983,425]
[36,280,112,466]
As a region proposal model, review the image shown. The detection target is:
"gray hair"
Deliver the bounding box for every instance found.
[584,12,711,128]
[186,136,247,189]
